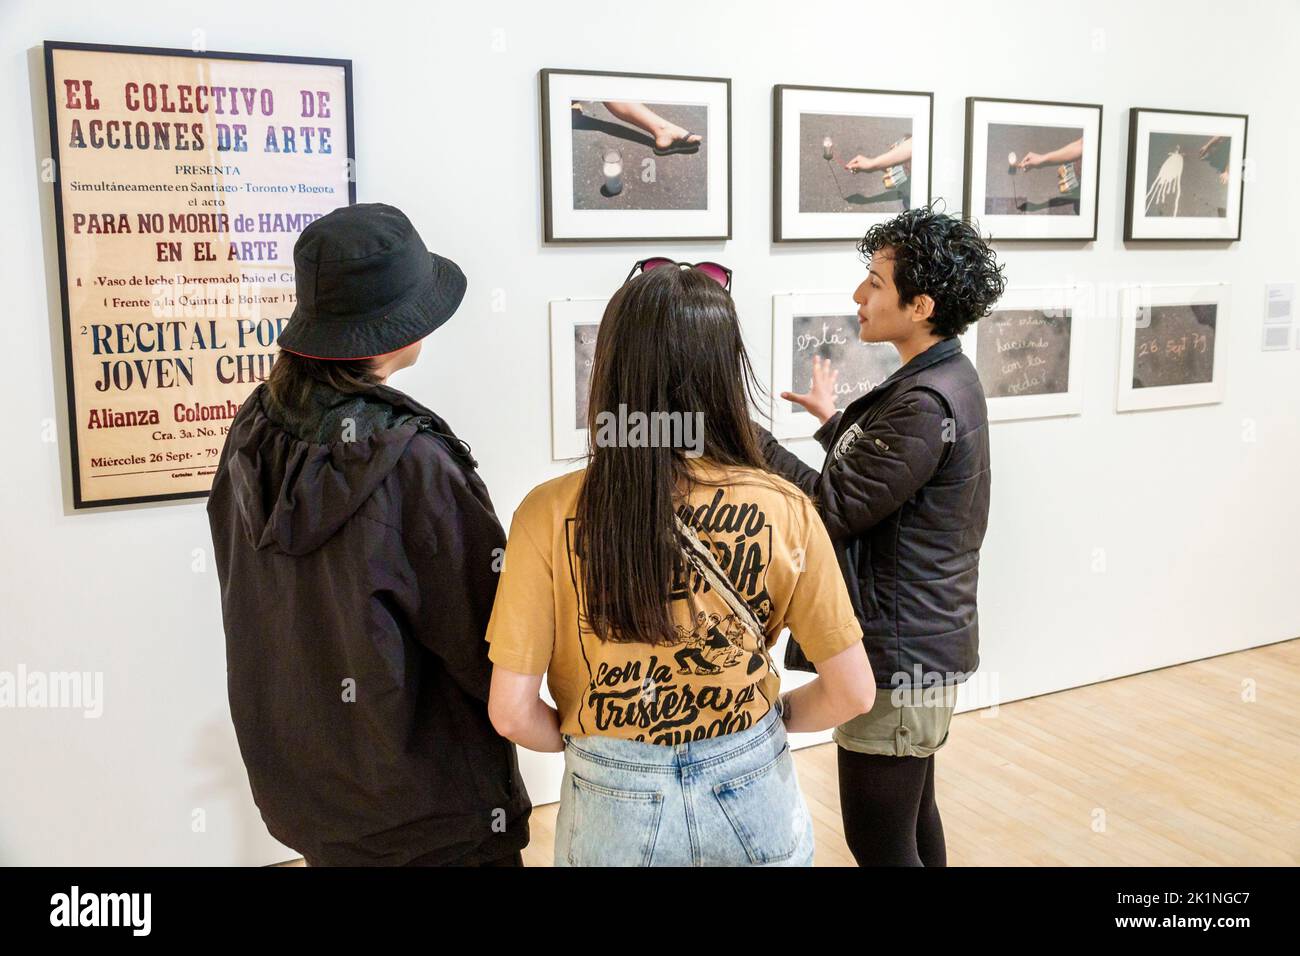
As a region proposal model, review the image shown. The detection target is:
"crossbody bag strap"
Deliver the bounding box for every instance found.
[673,514,777,683]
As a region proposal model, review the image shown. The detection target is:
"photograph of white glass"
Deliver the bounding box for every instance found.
[569,100,707,210]
[541,69,731,241]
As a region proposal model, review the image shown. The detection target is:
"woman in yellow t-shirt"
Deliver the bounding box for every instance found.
[485,260,876,866]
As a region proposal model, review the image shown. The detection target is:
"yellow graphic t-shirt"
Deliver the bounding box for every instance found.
[484,459,863,745]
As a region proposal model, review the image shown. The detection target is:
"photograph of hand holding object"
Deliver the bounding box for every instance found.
[843,136,912,199]
[773,86,933,241]
[962,98,1101,241]
[1013,136,1082,204]
[799,111,913,213]
[985,125,1084,216]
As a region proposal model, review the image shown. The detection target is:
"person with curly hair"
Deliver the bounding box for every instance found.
[756,205,1007,866]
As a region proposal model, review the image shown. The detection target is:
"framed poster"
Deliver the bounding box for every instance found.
[773,84,933,242]
[1123,108,1247,241]
[963,97,1102,241]
[540,68,731,242]
[549,298,608,459]
[43,40,355,509]
[964,285,1087,421]
[770,292,902,439]
[1117,283,1228,411]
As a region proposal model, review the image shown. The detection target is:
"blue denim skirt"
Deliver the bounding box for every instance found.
[553,703,814,867]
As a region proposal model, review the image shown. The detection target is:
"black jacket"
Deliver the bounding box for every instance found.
[207,379,531,865]
[758,336,990,689]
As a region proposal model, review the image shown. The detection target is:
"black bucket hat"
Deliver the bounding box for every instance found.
[276,203,467,360]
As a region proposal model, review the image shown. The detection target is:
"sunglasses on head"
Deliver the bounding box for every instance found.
[625,257,732,291]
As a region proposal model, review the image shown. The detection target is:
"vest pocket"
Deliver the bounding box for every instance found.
[566,772,665,866]
[712,743,804,864]
[849,538,882,621]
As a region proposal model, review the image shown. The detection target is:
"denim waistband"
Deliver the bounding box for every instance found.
[563,702,783,772]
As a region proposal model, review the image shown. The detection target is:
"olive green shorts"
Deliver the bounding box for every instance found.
[833,684,958,758]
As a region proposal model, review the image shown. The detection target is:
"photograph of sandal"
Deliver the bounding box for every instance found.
[654,131,702,156]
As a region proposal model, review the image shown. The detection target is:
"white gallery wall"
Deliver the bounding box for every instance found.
[1,0,1297,865]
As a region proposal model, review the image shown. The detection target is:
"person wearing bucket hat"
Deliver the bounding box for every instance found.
[207,203,532,866]
[275,202,468,360]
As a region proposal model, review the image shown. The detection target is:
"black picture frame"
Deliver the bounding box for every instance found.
[539,67,732,243]
[43,40,357,510]
[1123,107,1248,242]
[772,83,934,243]
[962,96,1103,242]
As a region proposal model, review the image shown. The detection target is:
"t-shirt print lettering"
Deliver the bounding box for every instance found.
[484,463,864,748]
[564,487,777,744]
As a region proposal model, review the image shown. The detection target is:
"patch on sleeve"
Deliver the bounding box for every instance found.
[832,423,865,461]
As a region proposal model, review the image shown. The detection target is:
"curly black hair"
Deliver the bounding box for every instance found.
[856,204,1007,337]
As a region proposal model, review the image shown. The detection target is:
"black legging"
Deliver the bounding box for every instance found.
[837,747,946,866]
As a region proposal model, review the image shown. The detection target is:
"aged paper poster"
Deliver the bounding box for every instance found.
[44,42,354,507]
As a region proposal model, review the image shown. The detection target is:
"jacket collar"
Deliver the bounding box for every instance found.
[828,335,962,445]
[365,382,479,469]
[879,335,962,389]
[260,379,478,469]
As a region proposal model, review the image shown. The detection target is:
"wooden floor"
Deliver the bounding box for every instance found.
[519,638,1300,866]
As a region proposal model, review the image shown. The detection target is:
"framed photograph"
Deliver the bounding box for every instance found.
[1117,283,1228,411]
[773,85,933,242]
[549,298,608,459]
[770,292,902,439]
[43,40,355,509]
[540,68,730,242]
[963,286,1087,421]
[963,98,1101,241]
[1123,108,1247,241]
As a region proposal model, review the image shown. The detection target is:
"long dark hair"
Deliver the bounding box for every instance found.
[573,266,775,646]
[265,349,382,413]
